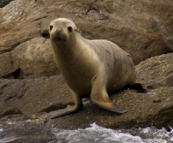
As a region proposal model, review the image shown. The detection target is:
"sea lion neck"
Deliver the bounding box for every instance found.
[51,32,86,61]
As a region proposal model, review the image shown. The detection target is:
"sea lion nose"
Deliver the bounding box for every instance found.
[56,29,61,34]
[55,29,62,39]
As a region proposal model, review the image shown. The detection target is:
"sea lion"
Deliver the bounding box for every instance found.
[42,18,144,119]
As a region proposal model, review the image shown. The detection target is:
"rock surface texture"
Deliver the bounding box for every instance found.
[0,0,173,129]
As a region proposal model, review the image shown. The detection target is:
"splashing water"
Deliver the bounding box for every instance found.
[53,123,173,143]
[0,121,173,143]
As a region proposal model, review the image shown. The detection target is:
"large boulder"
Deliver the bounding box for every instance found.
[11,37,59,78]
[136,53,173,88]
[0,53,173,129]
[0,76,72,118]
[0,0,173,78]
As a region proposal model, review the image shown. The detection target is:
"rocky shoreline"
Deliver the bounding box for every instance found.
[0,0,173,130]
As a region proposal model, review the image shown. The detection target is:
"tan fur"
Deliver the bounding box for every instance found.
[48,18,136,118]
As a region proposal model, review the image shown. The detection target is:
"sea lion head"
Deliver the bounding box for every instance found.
[42,18,78,43]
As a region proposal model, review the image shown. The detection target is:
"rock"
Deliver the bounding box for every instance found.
[48,86,173,130]
[11,37,59,78]
[0,52,17,78]
[160,17,173,50]
[0,0,173,78]
[0,76,72,118]
[0,118,56,143]
[136,53,173,89]
[0,37,58,79]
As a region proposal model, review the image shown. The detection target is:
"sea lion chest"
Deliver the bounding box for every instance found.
[53,39,100,97]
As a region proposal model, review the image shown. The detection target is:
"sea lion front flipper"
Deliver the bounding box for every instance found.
[90,74,126,114]
[49,105,81,119]
[91,100,126,114]
[49,89,83,119]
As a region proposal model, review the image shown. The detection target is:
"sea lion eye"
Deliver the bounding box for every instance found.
[67,26,72,32]
[50,25,53,31]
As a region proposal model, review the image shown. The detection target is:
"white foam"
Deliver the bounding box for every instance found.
[53,123,173,143]
[53,123,143,143]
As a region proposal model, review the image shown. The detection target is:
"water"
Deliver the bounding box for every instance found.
[0,120,173,143]
[53,123,173,143]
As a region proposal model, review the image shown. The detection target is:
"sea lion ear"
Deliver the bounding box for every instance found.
[41,28,50,39]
